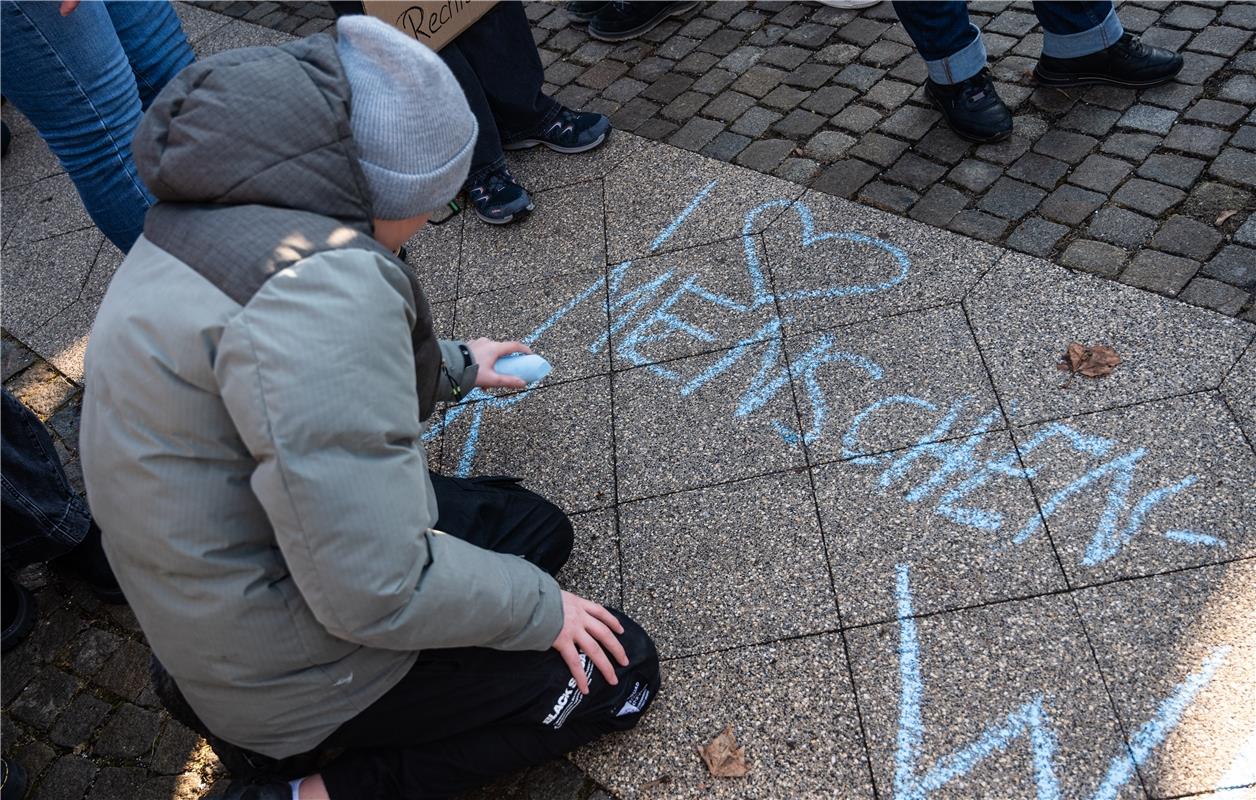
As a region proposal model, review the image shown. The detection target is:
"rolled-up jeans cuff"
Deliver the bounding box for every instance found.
[923,24,987,85]
[1042,7,1124,58]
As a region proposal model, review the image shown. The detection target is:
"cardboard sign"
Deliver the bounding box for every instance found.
[362,1,497,52]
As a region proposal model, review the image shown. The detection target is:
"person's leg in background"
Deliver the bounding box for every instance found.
[2,391,124,653]
[891,1,1012,143]
[0,1,191,252]
[106,0,195,110]
[1032,1,1182,87]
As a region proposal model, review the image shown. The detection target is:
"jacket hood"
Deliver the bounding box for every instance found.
[134,34,376,229]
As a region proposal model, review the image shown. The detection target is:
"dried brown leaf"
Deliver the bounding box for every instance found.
[1057,342,1121,380]
[697,726,749,778]
[1216,209,1238,226]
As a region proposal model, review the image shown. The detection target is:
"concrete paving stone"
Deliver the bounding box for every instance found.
[730,64,787,99]
[88,767,148,800]
[716,44,764,74]
[735,137,796,172]
[4,361,79,421]
[700,131,752,161]
[947,158,1003,193]
[149,718,205,774]
[975,134,1032,166]
[760,84,810,111]
[23,294,103,383]
[760,44,810,70]
[668,116,724,151]
[673,51,720,77]
[773,157,820,185]
[1057,104,1122,137]
[641,73,694,105]
[611,98,661,133]
[1006,217,1068,257]
[908,184,968,227]
[603,237,782,369]
[1033,130,1099,164]
[577,59,630,91]
[1162,4,1217,29]
[833,63,887,93]
[95,702,162,759]
[1238,215,1256,248]
[1222,343,1256,448]
[1220,1,1256,28]
[619,471,837,658]
[67,626,123,678]
[846,594,1134,800]
[1141,25,1194,52]
[9,668,80,729]
[192,18,293,57]
[803,130,856,162]
[947,209,1010,242]
[628,56,676,83]
[690,67,735,95]
[771,109,826,138]
[3,173,93,249]
[604,145,801,261]
[1202,246,1256,292]
[573,635,873,800]
[1179,277,1252,316]
[81,239,124,301]
[455,270,609,383]
[728,104,780,136]
[1139,80,1204,111]
[612,339,806,500]
[20,605,85,664]
[1231,124,1256,151]
[965,252,1254,425]
[1016,393,1256,585]
[831,104,884,134]
[1100,131,1162,161]
[655,36,700,61]
[1075,560,1256,798]
[811,158,880,199]
[33,755,97,800]
[783,63,841,91]
[554,84,598,111]
[1010,114,1049,143]
[862,78,915,112]
[1137,152,1207,191]
[1119,250,1200,296]
[93,638,152,701]
[783,20,835,48]
[562,509,621,609]
[788,305,999,467]
[10,740,54,788]
[847,132,909,167]
[1086,207,1157,249]
[1111,177,1187,217]
[884,154,947,192]
[889,54,929,83]
[1185,99,1248,127]
[0,110,63,192]
[858,181,919,215]
[1185,181,1254,225]
[861,39,912,68]
[2,334,37,381]
[1007,152,1068,190]
[1068,153,1134,194]
[603,76,648,104]
[978,177,1047,220]
[1173,51,1228,85]
[1081,84,1136,112]
[171,2,233,43]
[398,215,460,304]
[878,105,941,141]
[437,375,613,514]
[1209,148,1256,189]
[765,190,1003,336]
[1152,214,1224,261]
[1186,25,1252,56]
[48,693,111,748]
[459,180,604,295]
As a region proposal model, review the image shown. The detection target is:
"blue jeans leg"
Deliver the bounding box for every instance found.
[892,1,988,85]
[1033,1,1123,58]
[1,391,91,569]
[0,1,193,252]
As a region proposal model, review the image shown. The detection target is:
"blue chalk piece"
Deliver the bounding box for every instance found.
[494,353,551,383]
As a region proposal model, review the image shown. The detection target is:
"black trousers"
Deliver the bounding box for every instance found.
[156,475,660,800]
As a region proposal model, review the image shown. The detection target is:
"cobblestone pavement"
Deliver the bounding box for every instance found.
[3,3,1256,800]
[196,0,1256,322]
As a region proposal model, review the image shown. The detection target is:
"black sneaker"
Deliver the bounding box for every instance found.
[587,1,698,42]
[2,758,27,800]
[566,1,610,25]
[222,781,291,800]
[53,523,126,604]
[467,168,534,225]
[504,108,612,154]
[2,575,35,654]
[1035,32,1183,88]
[925,69,1012,143]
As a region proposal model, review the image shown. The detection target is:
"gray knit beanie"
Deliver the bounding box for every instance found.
[335,15,477,220]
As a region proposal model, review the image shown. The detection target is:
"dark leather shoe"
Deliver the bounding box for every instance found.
[566,1,610,24]
[588,1,697,42]
[1035,33,1183,88]
[925,69,1012,143]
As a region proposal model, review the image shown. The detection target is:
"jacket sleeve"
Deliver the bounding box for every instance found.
[435,339,479,402]
[214,248,563,652]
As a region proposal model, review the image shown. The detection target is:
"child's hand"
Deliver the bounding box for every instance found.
[466,338,532,390]
[552,591,628,695]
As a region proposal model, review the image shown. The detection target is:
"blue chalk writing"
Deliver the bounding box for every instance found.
[650,179,717,252]
[892,562,1229,800]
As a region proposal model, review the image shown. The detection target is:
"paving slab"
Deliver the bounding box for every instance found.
[454,269,611,384]
[1074,560,1256,799]
[612,341,806,501]
[562,508,622,609]
[3,173,95,249]
[784,304,1002,466]
[434,374,614,514]
[0,107,64,191]
[22,295,102,383]
[172,1,233,44]
[1221,343,1256,451]
[618,470,837,658]
[404,215,462,303]
[509,131,652,194]
[603,144,803,262]
[764,190,1003,337]
[458,180,606,295]
[846,591,1137,800]
[1012,392,1256,587]
[965,252,1254,426]
[80,241,125,301]
[603,237,783,370]
[1,228,102,340]
[191,18,294,58]
[572,634,874,800]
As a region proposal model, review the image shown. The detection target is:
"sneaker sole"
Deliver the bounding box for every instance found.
[474,202,536,225]
[1032,64,1183,89]
[587,2,698,42]
[503,130,609,154]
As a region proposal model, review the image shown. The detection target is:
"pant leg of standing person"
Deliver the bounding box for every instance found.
[1032,1,1123,58]
[891,1,988,85]
[1,391,92,567]
[312,475,660,800]
[437,39,512,187]
[0,1,180,252]
[105,0,195,110]
[444,2,562,143]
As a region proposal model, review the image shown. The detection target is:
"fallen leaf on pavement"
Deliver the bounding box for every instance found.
[697,726,749,778]
[1216,209,1238,226]
[1057,342,1121,383]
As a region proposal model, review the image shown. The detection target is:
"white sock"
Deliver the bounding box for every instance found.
[290,778,304,800]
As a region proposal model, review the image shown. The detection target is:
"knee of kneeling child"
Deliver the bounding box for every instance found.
[604,611,661,730]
